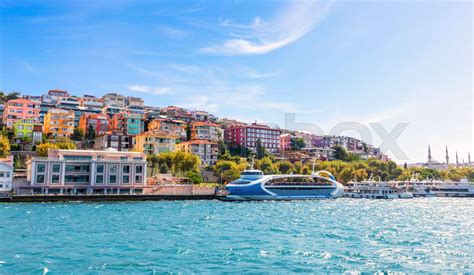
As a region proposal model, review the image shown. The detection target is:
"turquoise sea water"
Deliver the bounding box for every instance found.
[0,198,473,273]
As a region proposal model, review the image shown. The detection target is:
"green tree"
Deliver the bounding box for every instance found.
[71,127,84,141]
[57,141,77,150]
[6,92,20,101]
[0,136,11,157]
[36,143,59,157]
[185,123,192,141]
[276,161,293,174]
[19,136,32,151]
[186,171,204,184]
[147,154,159,176]
[159,163,169,174]
[256,139,266,159]
[255,157,276,175]
[85,124,96,141]
[292,137,306,150]
[293,161,303,174]
[333,145,349,161]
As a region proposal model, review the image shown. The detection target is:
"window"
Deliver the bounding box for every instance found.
[51,175,60,184]
[110,175,117,184]
[52,164,61,173]
[96,175,104,184]
[6,172,10,178]
[135,175,142,183]
[36,175,45,183]
[123,165,130,174]
[37,163,46,173]
[96,165,104,173]
[0,172,4,177]
[109,165,117,174]
[135,165,143,174]
[65,165,90,172]
[123,175,130,184]
[65,175,90,183]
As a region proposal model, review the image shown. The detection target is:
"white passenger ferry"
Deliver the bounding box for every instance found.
[224,170,344,200]
[344,179,413,199]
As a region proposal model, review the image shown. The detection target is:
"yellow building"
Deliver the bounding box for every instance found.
[134,130,177,155]
[44,108,75,138]
[176,140,218,166]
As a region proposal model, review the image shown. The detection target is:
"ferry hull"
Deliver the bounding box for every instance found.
[225,183,344,200]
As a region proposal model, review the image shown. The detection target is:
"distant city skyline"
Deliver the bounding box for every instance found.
[0,0,472,163]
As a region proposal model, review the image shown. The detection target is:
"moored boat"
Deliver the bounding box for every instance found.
[224,170,344,201]
[344,180,414,199]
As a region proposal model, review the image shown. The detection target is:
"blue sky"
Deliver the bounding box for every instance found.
[0,0,472,163]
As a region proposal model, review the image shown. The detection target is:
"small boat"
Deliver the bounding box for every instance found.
[224,169,344,201]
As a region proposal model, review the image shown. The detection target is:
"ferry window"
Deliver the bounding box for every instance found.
[110,175,117,184]
[36,175,45,183]
[123,175,130,184]
[52,164,61,173]
[96,175,104,184]
[135,175,142,183]
[229,179,251,185]
[37,163,45,173]
[96,165,104,173]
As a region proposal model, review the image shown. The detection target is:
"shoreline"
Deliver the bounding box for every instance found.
[0,194,225,203]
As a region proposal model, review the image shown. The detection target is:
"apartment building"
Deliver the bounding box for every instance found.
[109,111,144,136]
[43,108,75,138]
[94,130,134,151]
[2,98,40,129]
[79,113,109,136]
[190,121,221,142]
[176,140,218,166]
[125,96,145,114]
[14,119,43,143]
[134,131,177,155]
[147,118,186,140]
[225,122,280,154]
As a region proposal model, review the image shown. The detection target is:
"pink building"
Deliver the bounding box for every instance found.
[225,122,280,154]
[280,133,292,151]
[2,99,40,129]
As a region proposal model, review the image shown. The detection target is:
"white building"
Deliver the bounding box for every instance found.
[0,157,14,193]
[24,149,147,195]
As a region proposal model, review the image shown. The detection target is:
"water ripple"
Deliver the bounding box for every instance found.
[0,198,473,273]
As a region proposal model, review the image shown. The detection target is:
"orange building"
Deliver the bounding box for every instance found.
[2,98,40,129]
[43,108,75,138]
[148,118,186,141]
[79,113,108,135]
[190,121,221,142]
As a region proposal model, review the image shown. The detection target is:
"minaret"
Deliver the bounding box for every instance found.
[445,146,449,168]
[456,151,459,167]
[427,145,432,168]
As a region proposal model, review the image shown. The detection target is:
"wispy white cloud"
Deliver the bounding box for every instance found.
[125,84,171,95]
[201,1,332,55]
[178,84,297,113]
[156,25,188,39]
